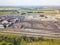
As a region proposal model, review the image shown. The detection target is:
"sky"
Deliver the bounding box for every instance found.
[0,0,60,6]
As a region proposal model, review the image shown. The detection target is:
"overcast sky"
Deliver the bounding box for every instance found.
[0,0,60,6]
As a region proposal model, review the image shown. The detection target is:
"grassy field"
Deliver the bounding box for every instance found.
[0,33,60,45]
[0,10,19,15]
[0,9,60,15]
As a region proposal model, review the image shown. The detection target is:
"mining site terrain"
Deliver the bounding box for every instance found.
[0,6,60,39]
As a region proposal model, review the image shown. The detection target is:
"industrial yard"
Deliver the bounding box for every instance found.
[0,6,60,45]
[0,7,60,38]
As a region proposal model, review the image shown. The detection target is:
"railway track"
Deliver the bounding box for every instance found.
[0,28,60,38]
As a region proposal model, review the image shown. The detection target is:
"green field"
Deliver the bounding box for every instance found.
[0,9,60,15]
[0,10,19,15]
[0,33,60,45]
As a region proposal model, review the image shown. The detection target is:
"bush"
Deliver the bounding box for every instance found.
[1,42,7,45]
[7,43,13,45]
